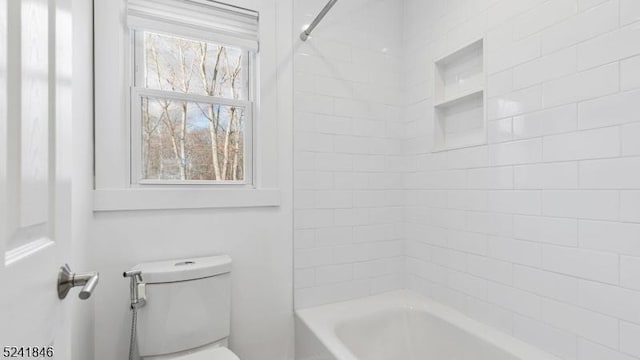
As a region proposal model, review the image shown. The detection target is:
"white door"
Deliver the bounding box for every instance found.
[0,0,74,358]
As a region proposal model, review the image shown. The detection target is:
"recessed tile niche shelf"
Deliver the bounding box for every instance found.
[433,39,486,151]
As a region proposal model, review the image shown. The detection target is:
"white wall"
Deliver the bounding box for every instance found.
[403,1,640,359]
[292,0,406,309]
[90,1,295,359]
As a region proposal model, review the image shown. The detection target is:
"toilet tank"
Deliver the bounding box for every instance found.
[133,255,232,357]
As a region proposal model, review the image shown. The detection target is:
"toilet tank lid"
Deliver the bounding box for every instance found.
[133,254,232,283]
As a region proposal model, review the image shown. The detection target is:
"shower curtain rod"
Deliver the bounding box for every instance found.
[300,0,338,41]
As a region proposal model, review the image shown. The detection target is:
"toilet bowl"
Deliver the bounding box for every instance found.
[131,255,240,360]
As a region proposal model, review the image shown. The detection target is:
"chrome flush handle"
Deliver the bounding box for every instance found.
[57,264,100,300]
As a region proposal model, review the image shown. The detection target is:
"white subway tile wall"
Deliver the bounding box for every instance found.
[294,0,640,358]
[403,0,640,359]
[293,0,405,308]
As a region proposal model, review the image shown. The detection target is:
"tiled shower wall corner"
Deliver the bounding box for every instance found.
[403,0,640,359]
[293,0,406,308]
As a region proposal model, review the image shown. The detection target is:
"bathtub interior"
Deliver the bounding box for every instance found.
[335,308,518,360]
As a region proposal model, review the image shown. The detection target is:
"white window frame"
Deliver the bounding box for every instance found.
[93,0,284,211]
[130,30,257,187]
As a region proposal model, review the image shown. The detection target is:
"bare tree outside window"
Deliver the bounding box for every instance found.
[138,32,250,182]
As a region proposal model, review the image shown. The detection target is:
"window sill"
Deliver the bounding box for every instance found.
[93,188,280,212]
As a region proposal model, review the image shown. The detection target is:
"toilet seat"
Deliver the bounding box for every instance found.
[159,347,240,360]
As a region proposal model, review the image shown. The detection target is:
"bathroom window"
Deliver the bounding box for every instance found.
[128,0,258,185]
[94,0,282,211]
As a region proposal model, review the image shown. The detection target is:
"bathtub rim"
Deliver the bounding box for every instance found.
[295,290,561,360]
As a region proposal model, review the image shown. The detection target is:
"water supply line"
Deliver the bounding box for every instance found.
[124,270,146,360]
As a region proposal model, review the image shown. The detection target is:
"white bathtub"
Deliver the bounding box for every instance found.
[295,290,559,360]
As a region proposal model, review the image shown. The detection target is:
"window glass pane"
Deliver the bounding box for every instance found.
[142,31,250,100]
[141,97,246,181]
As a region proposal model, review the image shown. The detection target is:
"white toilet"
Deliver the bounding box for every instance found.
[133,255,240,360]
